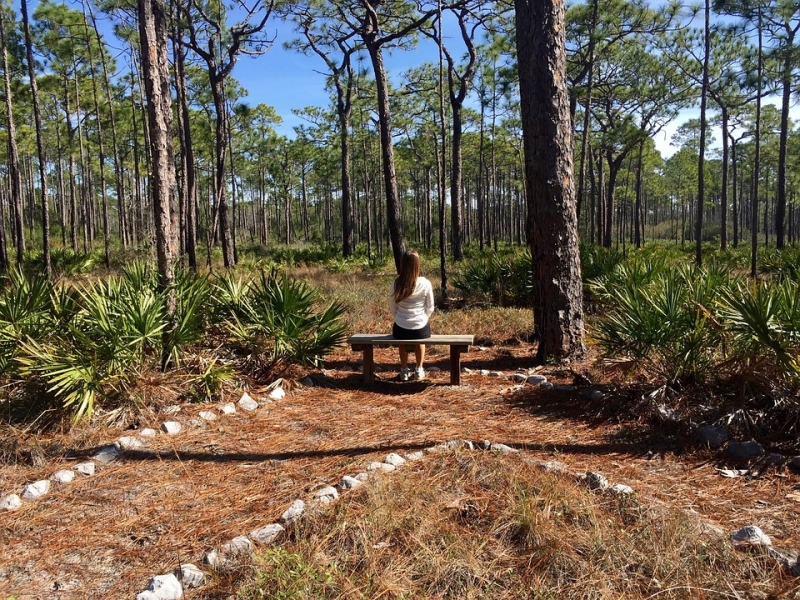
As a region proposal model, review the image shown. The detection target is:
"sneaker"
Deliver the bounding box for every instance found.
[399,368,411,382]
[414,368,425,381]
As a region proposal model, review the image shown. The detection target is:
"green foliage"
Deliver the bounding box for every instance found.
[187,356,234,401]
[23,248,95,278]
[452,249,533,307]
[592,265,725,383]
[0,269,55,374]
[242,548,342,599]
[222,267,347,377]
[717,279,800,377]
[579,243,624,283]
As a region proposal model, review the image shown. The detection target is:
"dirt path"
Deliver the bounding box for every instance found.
[1,345,798,599]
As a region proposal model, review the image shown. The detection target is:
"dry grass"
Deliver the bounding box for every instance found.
[238,450,791,600]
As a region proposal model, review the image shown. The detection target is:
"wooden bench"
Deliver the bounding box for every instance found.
[348,334,474,385]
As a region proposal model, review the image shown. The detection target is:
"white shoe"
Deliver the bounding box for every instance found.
[414,368,425,381]
[399,368,411,381]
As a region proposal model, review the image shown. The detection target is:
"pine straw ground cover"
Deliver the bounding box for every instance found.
[0,341,799,599]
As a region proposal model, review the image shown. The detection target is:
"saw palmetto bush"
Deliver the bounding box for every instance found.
[216,267,347,379]
[717,278,800,379]
[16,275,167,422]
[452,249,533,307]
[0,268,57,375]
[591,263,731,384]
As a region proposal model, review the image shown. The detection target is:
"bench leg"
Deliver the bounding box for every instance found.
[450,347,462,385]
[363,346,375,384]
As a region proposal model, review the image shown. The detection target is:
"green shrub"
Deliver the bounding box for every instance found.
[591,264,728,383]
[220,267,347,378]
[452,249,532,307]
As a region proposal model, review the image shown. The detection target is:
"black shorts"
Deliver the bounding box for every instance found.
[392,322,431,341]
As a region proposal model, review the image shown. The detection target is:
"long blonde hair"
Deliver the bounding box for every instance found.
[393,250,421,303]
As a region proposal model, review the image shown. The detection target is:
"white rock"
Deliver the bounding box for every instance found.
[93,444,120,464]
[585,472,610,491]
[540,382,554,390]
[731,525,772,547]
[161,421,182,435]
[220,402,236,415]
[0,494,22,511]
[367,461,396,473]
[162,405,181,415]
[238,392,258,411]
[539,460,568,474]
[249,523,285,545]
[611,483,634,495]
[139,428,158,437]
[140,573,183,600]
[280,499,306,523]
[268,387,286,401]
[354,472,370,482]
[314,486,339,503]
[51,469,76,484]
[384,453,406,467]
[223,535,253,556]
[462,367,473,374]
[22,480,50,499]
[527,374,547,385]
[74,461,96,476]
[204,550,224,569]
[136,592,159,600]
[489,443,518,454]
[445,439,474,451]
[404,451,425,461]
[488,371,504,378]
[479,369,490,376]
[117,436,145,450]
[512,373,527,383]
[198,410,217,421]
[340,475,362,489]
[174,563,204,589]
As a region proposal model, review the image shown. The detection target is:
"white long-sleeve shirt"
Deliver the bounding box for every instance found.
[389,277,434,330]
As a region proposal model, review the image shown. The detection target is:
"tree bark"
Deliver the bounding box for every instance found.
[0,5,25,265]
[21,0,50,278]
[515,0,585,363]
[138,0,177,368]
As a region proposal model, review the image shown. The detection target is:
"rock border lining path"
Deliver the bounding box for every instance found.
[2,370,797,599]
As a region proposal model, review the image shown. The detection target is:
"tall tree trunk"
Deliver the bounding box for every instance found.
[775,38,793,249]
[0,6,25,266]
[138,0,177,369]
[88,5,128,249]
[210,79,235,268]
[173,29,197,270]
[365,42,404,271]
[696,0,710,266]
[515,0,585,363]
[720,109,730,251]
[21,0,50,277]
[83,2,111,268]
[751,7,763,277]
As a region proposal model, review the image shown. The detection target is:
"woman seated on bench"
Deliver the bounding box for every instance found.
[389,249,434,381]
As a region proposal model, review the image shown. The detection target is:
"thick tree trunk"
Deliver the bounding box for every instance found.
[210,79,235,268]
[515,0,585,363]
[336,79,354,257]
[138,0,177,368]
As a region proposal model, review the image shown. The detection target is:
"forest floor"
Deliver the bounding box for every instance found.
[1,341,799,599]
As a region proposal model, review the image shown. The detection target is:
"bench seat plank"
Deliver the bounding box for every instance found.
[347,334,473,385]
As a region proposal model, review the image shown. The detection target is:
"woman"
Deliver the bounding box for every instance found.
[389,249,434,381]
